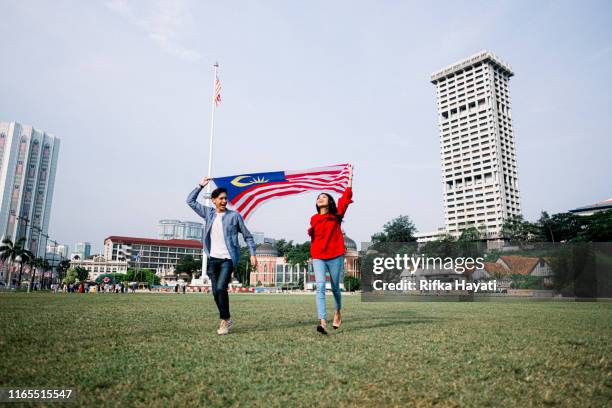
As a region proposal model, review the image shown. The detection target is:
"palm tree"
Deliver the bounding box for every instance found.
[37,259,51,290]
[57,259,70,286]
[0,238,34,288]
[0,237,18,287]
[29,257,44,291]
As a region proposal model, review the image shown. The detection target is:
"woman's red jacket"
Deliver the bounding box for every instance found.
[308,187,353,260]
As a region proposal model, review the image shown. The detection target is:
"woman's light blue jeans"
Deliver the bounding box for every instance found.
[313,256,343,320]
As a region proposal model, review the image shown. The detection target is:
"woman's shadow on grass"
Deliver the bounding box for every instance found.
[232,309,444,334]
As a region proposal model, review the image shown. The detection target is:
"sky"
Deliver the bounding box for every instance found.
[1,0,611,253]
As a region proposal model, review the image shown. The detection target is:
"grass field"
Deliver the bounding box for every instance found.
[0,293,610,407]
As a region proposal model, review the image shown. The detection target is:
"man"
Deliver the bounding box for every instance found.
[187,177,257,335]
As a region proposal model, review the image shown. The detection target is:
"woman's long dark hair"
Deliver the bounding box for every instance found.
[316,193,343,223]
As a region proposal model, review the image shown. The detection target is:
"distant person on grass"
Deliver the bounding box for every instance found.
[308,164,354,335]
[187,177,258,335]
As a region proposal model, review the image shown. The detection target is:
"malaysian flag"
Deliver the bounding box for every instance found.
[214,76,222,106]
[212,163,350,220]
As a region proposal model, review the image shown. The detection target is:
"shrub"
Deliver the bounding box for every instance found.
[344,276,361,291]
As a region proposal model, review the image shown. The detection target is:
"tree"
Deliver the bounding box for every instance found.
[63,267,89,285]
[126,269,160,285]
[532,209,611,243]
[537,211,556,242]
[344,276,361,291]
[371,215,417,244]
[40,259,50,289]
[579,209,612,242]
[0,238,35,287]
[0,238,35,288]
[502,215,538,244]
[57,260,71,283]
[274,239,294,257]
[235,247,252,286]
[62,269,77,285]
[175,255,200,278]
[29,257,44,291]
[420,234,458,259]
[73,267,89,282]
[458,226,482,242]
[543,212,583,242]
[549,243,597,297]
[286,242,311,266]
[457,227,486,259]
[0,239,17,286]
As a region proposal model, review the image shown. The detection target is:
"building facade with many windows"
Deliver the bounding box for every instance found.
[431,51,522,239]
[70,255,129,281]
[103,236,202,272]
[0,122,60,284]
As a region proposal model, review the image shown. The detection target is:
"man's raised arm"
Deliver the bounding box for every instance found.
[186,177,212,221]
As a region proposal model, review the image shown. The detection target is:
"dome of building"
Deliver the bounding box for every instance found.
[256,242,278,257]
[343,233,357,251]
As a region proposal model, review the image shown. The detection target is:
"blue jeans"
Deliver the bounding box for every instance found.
[207,257,233,320]
[313,256,343,320]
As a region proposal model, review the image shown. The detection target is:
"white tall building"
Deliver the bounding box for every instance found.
[0,122,60,257]
[47,243,69,258]
[73,241,92,259]
[158,219,203,241]
[431,51,522,239]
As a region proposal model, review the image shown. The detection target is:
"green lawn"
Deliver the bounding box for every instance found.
[0,293,610,407]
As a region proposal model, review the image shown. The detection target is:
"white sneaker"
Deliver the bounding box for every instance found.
[226,319,233,331]
[217,320,229,335]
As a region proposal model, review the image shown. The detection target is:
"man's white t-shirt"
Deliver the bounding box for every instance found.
[210,212,231,259]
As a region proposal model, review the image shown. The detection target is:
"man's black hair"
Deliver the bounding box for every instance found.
[211,187,227,199]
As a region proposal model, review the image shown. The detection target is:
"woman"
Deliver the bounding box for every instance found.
[308,164,353,335]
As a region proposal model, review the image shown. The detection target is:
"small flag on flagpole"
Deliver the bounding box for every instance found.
[214,76,222,106]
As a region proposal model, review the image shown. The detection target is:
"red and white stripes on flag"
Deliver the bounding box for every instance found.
[233,164,349,220]
[214,76,222,106]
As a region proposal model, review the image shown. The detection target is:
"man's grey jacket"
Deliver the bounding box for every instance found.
[186,186,256,269]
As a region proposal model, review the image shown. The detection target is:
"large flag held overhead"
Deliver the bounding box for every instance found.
[212,163,350,220]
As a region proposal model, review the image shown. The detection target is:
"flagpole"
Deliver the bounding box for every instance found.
[200,62,219,285]
[207,62,218,191]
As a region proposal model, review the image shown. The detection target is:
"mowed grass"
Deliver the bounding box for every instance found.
[0,293,610,407]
